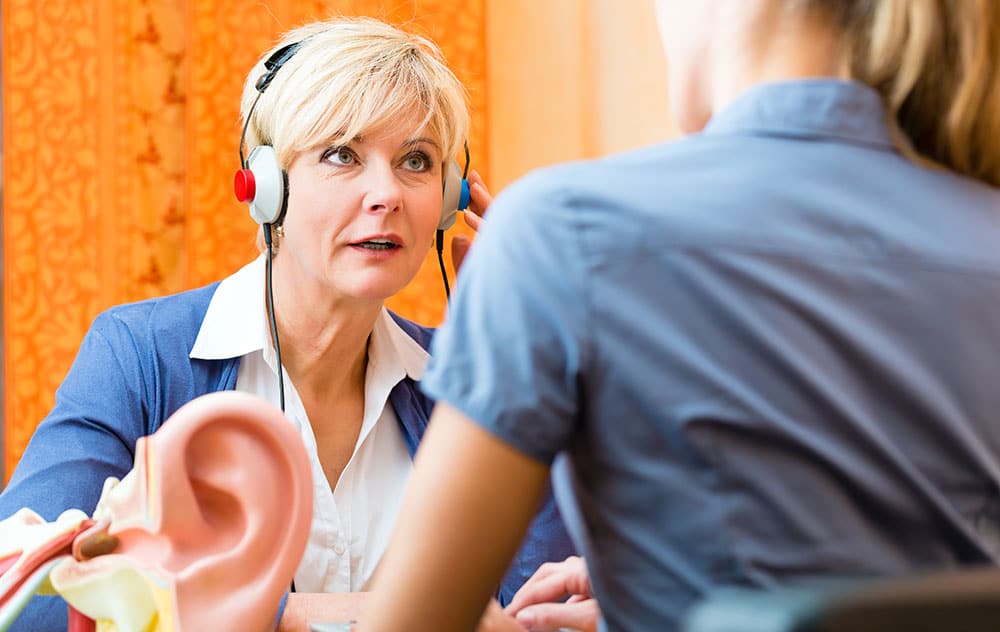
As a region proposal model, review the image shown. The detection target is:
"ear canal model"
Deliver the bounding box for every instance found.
[0,508,93,630]
[48,392,313,632]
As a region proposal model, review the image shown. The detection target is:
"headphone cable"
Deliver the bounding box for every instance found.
[242,39,305,597]
[238,92,263,170]
[265,227,291,596]
[263,223,286,413]
[435,229,451,301]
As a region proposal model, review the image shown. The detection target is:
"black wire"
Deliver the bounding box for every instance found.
[263,224,286,412]
[238,91,264,169]
[436,229,450,301]
[243,43,300,597]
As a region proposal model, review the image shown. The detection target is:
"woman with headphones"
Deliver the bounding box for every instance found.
[362,1,1000,631]
[0,17,573,631]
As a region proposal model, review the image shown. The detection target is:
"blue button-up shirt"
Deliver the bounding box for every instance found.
[423,80,1000,631]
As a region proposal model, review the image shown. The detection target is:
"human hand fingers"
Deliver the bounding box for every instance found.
[514,599,601,632]
[505,557,590,615]
[465,169,492,231]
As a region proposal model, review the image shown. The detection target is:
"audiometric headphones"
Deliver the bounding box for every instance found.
[233,42,472,232]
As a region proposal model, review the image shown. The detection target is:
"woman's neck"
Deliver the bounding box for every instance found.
[268,257,382,402]
[710,4,846,118]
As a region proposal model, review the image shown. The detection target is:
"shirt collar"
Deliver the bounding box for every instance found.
[190,255,269,360]
[190,254,430,381]
[703,79,894,150]
[372,309,429,381]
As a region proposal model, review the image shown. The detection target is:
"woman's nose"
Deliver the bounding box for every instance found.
[363,161,403,214]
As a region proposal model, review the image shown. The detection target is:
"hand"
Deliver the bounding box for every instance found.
[504,557,600,632]
[451,169,493,273]
[475,598,527,632]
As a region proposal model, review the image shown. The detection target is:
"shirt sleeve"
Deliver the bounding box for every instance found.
[422,170,592,464]
[0,312,150,631]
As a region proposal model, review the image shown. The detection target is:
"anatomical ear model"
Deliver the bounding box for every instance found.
[0,391,313,632]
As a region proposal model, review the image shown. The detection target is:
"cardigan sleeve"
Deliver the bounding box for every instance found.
[0,311,151,632]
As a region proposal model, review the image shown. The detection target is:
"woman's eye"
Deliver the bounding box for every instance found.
[324,147,356,165]
[402,152,430,172]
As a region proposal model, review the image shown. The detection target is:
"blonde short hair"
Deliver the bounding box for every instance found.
[803,0,1000,187]
[240,16,470,175]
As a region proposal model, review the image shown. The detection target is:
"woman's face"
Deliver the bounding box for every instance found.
[278,116,444,303]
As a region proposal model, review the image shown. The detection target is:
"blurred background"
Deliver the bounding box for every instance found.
[0,0,674,479]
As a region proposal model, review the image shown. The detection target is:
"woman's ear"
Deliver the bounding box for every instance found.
[51,392,313,632]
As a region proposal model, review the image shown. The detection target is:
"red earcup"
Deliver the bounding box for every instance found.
[234,169,256,203]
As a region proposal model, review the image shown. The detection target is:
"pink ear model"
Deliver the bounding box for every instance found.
[48,392,313,632]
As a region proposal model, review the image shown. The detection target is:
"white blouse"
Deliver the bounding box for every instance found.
[190,255,427,592]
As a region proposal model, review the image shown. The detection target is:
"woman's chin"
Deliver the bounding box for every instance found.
[342,278,410,303]
[324,261,423,304]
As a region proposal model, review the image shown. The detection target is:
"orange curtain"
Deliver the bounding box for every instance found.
[484,0,674,190]
[2,0,487,479]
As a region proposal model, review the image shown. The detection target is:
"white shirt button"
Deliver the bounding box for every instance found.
[334,542,346,555]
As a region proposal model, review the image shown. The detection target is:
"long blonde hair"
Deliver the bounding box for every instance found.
[811,0,1000,187]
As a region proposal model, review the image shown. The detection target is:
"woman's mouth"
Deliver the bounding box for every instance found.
[351,238,400,251]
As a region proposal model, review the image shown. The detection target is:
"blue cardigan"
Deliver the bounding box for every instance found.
[0,282,574,630]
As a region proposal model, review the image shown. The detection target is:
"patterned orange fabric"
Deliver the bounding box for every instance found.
[2,0,486,480]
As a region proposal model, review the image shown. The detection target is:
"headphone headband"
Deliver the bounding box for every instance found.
[235,38,471,230]
[255,42,304,92]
